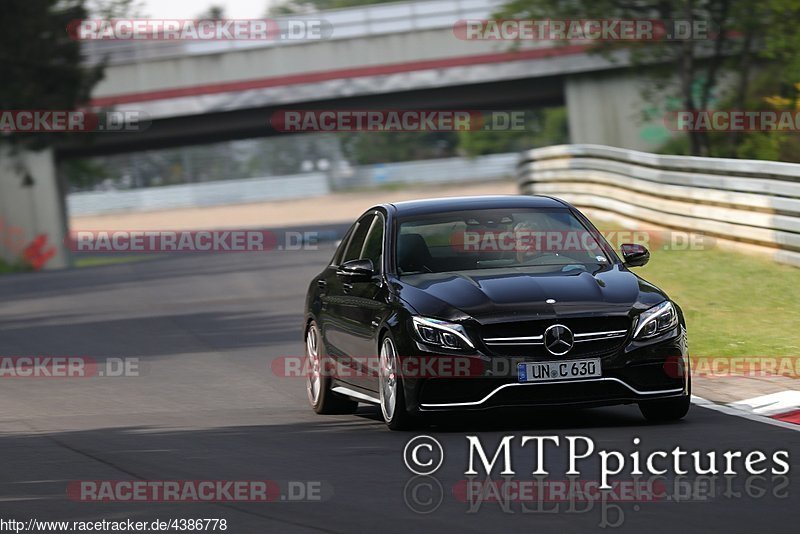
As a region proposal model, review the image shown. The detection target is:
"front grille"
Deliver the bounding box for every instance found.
[479,316,630,358]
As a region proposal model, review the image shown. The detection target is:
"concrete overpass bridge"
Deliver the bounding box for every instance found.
[59,0,656,159]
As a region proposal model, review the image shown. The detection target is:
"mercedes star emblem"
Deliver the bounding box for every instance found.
[544,324,574,356]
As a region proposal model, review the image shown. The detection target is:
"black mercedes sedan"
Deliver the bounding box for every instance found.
[303,195,690,430]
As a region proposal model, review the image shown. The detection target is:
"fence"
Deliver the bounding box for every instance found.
[518,144,800,267]
[333,152,518,189]
[67,152,518,216]
[68,173,330,216]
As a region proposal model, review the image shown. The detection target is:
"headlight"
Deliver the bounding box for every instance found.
[633,301,679,340]
[412,316,474,350]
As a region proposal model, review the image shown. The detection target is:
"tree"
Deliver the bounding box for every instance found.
[760,0,800,84]
[458,108,568,157]
[85,0,144,19]
[341,131,459,165]
[497,0,767,157]
[197,5,225,20]
[0,0,105,150]
[268,0,398,15]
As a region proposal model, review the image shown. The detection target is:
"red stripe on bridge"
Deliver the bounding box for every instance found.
[90,44,590,107]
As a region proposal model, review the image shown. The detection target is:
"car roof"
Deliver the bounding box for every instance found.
[385,195,569,217]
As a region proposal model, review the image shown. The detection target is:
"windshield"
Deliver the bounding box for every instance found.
[396,208,611,275]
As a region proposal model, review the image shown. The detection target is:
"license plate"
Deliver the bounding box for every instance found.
[518,358,601,382]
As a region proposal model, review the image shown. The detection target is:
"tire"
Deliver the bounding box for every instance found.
[639,378,692,423]
[306,321,358,415]
[378,334,415,430]
[639,370,691,422]
[639,394,690,422]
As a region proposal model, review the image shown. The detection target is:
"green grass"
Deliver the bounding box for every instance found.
[632,242,800,358]
[73,255,162,268]
[0,258,32,274]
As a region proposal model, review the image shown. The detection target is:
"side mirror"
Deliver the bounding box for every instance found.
[336,259,375,280]
[620,243,650,267]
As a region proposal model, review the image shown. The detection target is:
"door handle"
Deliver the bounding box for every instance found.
[371,318,381,328]
[342,282,354,293]
[317,280,327,290]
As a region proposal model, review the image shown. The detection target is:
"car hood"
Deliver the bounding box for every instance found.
[392,266,667,324]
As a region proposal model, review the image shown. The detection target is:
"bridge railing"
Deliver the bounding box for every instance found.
[81,0,503,66]
[517,144,800,267]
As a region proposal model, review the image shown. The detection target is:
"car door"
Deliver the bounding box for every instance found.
[316,224,354,364]
[320,213,376,387]
[336,211,391,392]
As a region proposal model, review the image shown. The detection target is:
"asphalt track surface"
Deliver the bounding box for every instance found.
[1,243,798,533]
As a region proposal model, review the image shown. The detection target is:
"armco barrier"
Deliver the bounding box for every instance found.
[518,144,800,267]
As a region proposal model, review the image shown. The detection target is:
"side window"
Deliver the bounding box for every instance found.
[360,214,385,273]
[330,224,355,266]
[342,214,376,263]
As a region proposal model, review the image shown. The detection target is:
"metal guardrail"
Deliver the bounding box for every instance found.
[518,144,800,267]
[82,0,503,66]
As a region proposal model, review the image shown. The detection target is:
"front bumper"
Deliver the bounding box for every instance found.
[396,326,689,413]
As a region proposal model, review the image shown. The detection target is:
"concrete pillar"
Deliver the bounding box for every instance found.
[565,72,673,152]
[0,146,69,270]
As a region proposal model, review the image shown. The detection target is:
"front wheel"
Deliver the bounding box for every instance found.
[306,321,358,415]
[379,336,415,430]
